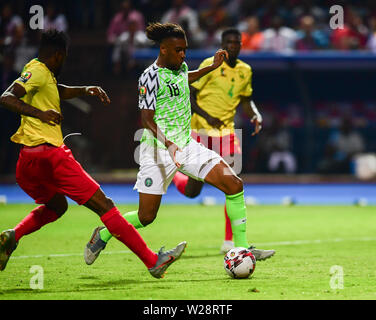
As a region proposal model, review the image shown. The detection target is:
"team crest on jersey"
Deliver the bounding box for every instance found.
[19,71,32,83]
[144,177,153,187]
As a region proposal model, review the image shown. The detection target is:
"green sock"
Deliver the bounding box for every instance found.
[99,210,144,243]
[225,190,249,248]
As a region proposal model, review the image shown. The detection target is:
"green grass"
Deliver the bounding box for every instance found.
[0,204,375,300]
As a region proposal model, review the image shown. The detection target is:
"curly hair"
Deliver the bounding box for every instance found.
[145,22,186,44]
[39,29,69,57]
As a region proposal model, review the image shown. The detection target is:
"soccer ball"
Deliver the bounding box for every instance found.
[224,247,256,279]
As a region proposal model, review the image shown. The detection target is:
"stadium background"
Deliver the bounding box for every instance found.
[0,0,375,204]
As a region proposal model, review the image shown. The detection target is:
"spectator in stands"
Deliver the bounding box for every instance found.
[257,0,292,29]
[111,17,150,75]
[291,0,327,28]
[366,16,376,52]
[256,117,297,174]
[261,16,297,52]
[348,10,369,48]
[0,3,24,47]
[107,0,145,45]
[12,28,39,73]
[295,15,329,51]
[331,10,368,50]
[0,5,36,73]
[318,117,365,173]
[44,3,69,32]
[107,0,146,75]
[241,16,264,51]
[199,0,231,49]
[161,0,204,48]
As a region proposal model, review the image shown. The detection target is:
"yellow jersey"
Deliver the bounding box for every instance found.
[190,57,252,137]
[11,58,63,147]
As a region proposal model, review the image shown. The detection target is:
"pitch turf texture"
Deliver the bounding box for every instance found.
[0,204,375,300]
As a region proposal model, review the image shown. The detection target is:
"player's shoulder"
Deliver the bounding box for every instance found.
[139,62,159,86]
[139,62,159,78]
[23,58,48,73]
[236,59,252,72]
[17,59,48,84]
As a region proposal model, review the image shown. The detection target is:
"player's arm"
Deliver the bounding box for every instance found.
[0,82,62,126]
[188,49,228,84]
[190,86,224,128]
[57,84,111,104]
[240,96,262,136]
[141,109,181,168]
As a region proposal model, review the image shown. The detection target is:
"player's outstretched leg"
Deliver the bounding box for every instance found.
[205,161,275,261]
[0,194,67,271]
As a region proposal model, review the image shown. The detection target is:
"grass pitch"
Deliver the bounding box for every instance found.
[0,203,375,300]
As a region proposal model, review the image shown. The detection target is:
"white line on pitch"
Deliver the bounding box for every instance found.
[10,250,132,260]
[10,237,376,260]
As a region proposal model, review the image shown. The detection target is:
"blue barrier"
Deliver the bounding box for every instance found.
[133,49,376,61]
[0,183,375,205]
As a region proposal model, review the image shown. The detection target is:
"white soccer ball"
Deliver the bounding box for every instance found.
[224,247,256,279]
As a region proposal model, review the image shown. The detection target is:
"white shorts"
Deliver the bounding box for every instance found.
[134,139,223,195]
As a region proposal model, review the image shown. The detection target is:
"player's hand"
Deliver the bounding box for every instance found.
[250,116,262,136]
[86,86,111,105]
[39,109,63,126]
[211,49,228,69]
[166,140,182,168]
[207,115,224,129]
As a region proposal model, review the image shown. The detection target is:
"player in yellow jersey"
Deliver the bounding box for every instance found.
[172,28,265,254]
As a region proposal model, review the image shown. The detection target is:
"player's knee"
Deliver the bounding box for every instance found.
[46,197,68,217]
[55,201,68,217]
[139,213,156,226]
[185,188,201,198]
[184,181,203,198]
[227,176,243,195]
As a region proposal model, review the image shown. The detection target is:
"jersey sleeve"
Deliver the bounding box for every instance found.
[239,67,253,97]
[190,58,213,91]
[138,66,159,110]
[14,64,47,94]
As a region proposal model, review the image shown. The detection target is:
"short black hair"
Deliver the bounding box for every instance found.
[145,22,186,44]
[221,28,241,42]
[39,29,69,57]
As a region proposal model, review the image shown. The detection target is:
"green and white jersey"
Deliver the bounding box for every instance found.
[138,61,192,149]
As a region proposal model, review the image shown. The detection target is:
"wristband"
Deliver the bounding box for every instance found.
[250,101,262,122]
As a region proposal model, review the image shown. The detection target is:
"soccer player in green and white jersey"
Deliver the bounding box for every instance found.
[84,23,275,265]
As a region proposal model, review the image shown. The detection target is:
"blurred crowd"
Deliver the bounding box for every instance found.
[2,1,376,73]
[104,0,376,51]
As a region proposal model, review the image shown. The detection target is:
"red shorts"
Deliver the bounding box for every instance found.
[191,131,242,157]
[16,144,100,205]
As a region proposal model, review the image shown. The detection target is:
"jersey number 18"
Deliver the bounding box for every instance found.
[167,83,180,97]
